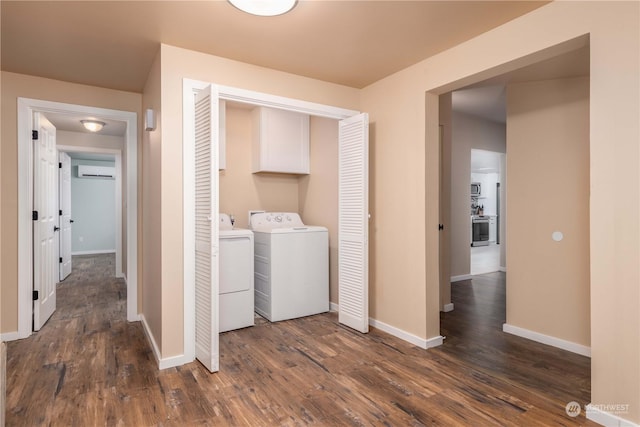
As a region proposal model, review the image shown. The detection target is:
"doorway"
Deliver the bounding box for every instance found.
[16,98,138,339]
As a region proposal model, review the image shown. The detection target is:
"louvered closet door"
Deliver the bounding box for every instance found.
[194,84,220,372]
[338,113,369,333]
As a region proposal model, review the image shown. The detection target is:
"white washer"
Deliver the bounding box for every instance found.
[219,213,254,332]
[250,212,329,322]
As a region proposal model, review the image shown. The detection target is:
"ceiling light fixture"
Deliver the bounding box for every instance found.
[228,0,297,16]
[81,120,106,132]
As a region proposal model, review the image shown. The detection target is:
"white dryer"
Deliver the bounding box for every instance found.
[219,213,254,332]
[250,212,329,322]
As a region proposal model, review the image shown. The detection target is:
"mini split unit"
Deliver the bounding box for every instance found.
[77,165,115,179]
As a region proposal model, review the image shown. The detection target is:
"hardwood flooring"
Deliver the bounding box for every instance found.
[6,258,596,426]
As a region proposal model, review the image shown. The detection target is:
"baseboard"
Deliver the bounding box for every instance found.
[71,249,116,256]
[369,317,443,349]
[499,266,507,272]
[140,314,193,370]
[586,403,638,427]
[0,332,21,342]
[329,302,443,350]
[503,323,591,357]
[442,303,454,313]
[451,274,472,282]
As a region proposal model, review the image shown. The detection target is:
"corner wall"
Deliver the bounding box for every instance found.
[505,77,590,347]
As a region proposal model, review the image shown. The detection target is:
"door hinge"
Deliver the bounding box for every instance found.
[59,209,63,216]
[59,162,62,169]
[59,257,63,263]
[32,130,39,140]
[32,210,38,221]
[33,290,39,301]
[438,224,444,231]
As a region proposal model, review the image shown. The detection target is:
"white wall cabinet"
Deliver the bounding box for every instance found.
[252,106,309,174]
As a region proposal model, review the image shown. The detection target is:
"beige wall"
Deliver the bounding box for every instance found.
[361,1,639,421]
[220,107,300,228]
[57,130,128,277]
[506,77,590,346]
[1,71,142,334]
[450,111,505,278]
[142,50,162,350]
[299,116,339,304]
[156,44,360,358]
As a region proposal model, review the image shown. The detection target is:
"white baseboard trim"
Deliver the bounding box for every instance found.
[369,318,443,349]
[330,302,443,350]
[140,314,193,370]
[442,303,454,313]
[72,249,116,256]
[451,274,472,282]
[586,403,639,427]
[503,323,591,357]
[499,266,507,272]
[0,332,21,342]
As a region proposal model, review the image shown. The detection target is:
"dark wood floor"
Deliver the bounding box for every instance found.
[6,258,596,426]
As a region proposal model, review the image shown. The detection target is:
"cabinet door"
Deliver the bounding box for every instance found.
[252,107,309,174]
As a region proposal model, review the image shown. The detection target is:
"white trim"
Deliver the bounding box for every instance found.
[71,250,116,256]
[58,144,122,277]
[503,323,591,357]
[17,98,138,341]
[451,274,472,282]
[0,332,21,342]
[499,266,507,273]
[182,79,361,366]
[330,302,339,312]
[443,303,454,312]
[369,317,443,350]
[140,314,193,371]
[586,403,639,427]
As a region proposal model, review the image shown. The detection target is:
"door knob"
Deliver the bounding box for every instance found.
[70,219,74,223]
[53,226,60,232]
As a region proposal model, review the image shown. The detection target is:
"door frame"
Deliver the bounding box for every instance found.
[16,98,138,339]
[57,145,123,279]
[182,79,361,363]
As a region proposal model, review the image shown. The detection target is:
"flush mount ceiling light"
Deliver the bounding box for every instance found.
[228,0,297,16]
[81,120,106,132]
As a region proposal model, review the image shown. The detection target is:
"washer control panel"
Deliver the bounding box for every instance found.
[250,212,304,230]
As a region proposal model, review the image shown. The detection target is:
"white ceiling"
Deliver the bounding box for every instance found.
[1,1,548,92]
[45,112,127,137]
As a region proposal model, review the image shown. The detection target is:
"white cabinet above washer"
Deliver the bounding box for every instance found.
[252,106,309,174]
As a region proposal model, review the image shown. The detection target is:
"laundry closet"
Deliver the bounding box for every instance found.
[218,101,340,322]
[187,82,368,372]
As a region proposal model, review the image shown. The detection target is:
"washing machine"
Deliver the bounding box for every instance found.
[250,212,329,322]
[219,213,254,332]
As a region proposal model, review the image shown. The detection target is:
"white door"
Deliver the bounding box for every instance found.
[33,112,58,331]
[59,152,72,281]
[338,113,369,333]
[194,84,220,372]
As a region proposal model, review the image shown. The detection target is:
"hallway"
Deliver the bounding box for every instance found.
[6,257,595,425]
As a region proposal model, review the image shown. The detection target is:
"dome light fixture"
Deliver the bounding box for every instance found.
[81,120,106,132]
[228,0,297,16]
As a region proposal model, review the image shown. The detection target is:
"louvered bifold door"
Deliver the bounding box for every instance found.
[194,85,220,372]
[338,113,369,333]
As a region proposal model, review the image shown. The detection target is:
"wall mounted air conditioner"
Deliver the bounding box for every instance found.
[77,165,115,179]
